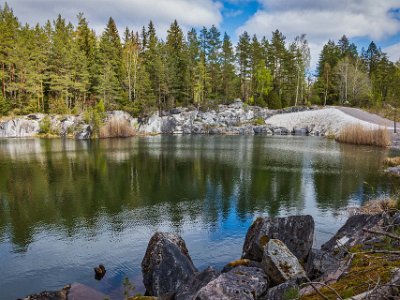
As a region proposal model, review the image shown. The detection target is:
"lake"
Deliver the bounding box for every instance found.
[0,136,398,299]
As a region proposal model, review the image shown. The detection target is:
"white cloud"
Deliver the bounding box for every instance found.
[6,0,223,37]
[384,43,400,62]
[237,0,400,69]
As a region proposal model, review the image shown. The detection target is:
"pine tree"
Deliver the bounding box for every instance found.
[221,33,236,102]
[236,31,251,102]
[98,17,123,107]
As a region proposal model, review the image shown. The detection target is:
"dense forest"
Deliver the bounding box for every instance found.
[0,3,399,117]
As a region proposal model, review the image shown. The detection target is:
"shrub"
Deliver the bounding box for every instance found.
[39,116,52,134]
[99,117,136,138]
[253,117,265,126]
[335,124,391,147]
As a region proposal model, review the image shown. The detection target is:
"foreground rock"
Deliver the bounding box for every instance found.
[242,215,314,263]
[141,232,197,298]
[174,266,220,300]
[21,286,70,300]
[21,283,107,300]
[195,266,268,300]
[262,239,306,285]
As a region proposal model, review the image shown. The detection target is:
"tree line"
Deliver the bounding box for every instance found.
[0,3,399,117]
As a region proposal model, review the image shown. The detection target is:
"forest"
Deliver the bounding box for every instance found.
[0,2,399,117]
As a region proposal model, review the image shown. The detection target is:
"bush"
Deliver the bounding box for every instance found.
[384,156,400,167]
[253,117,265,126]
[335,124,391,147]
[99,117,136,138]
[39,116,52,134]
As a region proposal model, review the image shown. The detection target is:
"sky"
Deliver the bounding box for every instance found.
[4,0,400,70]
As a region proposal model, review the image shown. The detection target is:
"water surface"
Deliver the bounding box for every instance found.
[0,136,397,299]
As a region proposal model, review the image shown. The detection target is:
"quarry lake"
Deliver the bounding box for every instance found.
[0,136,398,299]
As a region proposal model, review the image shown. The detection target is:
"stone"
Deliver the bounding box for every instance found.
[221,259,262,273]
[21,285,70,300]
[262,239,307,285]
[262,279,300,300]
[0,118,40,138]
[161,117,177,134]
[74,125,92,140]
[305,249,340,280]
[242,215,314,263]
[293,127,308,136]
[385,166,400,177]
[174,266,220,300]
[321,214,383,255]
[195,266,268,300]
[141,232,197,298]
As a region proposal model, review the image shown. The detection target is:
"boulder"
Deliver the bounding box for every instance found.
[385,166,400,177]
[293,127,308,136]
[262,279,300,300]
[242,215,314,263]
[174,266,220,300]
[141,232,197,298]
[74,125,91,140]
[161,117,178,134]
[305,249,340,280]
[262,239,306,285]
[195,266,268,300]
[321,214,383,255]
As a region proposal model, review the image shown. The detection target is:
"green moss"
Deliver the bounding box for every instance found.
[259,235,270,248]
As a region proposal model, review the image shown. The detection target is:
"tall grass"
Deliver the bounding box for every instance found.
[99,118,136,138]
[335,124,391,147]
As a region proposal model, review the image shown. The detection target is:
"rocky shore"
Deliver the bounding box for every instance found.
[0,101,381,139]
[22,207,400,300]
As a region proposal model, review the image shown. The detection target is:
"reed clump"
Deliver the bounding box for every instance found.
[384,156,400,167]
[99,118,136,138]
[335,124,391,147]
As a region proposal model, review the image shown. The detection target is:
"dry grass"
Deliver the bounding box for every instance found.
[384,156,400,167]
[335,124,391,147]
[353,198,398,215]
[99,118,136,138]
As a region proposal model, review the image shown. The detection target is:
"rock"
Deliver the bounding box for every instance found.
[385,166,400,177]
[21,285,70,300]
[262,279,300,300]
[195,266,268,300]
[68,283,108,300]
[174,266,220,300]
[141,232,197,298]
[221,259,262,273]
[74,125,91,140]
[161,117,177,134]
[242,215,314,263]
[170,108,181,115]
[305,249,340,280]
[253,126,271,135]
[293,127,308,136]
[262,239,307,285]
[0,118,40,137]
[321,214,383,255]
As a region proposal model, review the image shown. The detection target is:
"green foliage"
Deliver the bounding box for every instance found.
[253,117,265,125]
[39,116,52,134]
[84,100,106,137]
[283,287,300,300]
[123,277,136,299]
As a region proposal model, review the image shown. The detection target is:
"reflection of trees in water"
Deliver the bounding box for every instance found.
[0,136,393,251]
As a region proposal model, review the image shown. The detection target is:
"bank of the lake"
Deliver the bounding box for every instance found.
[0,101,387,140]
[1,136,399,299]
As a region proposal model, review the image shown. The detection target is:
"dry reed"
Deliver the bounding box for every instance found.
[335,124,391,147]
[384,156,400,167]
[99,118,136,138]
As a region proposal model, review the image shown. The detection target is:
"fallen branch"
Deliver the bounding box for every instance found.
[301,279,344,300]
[363,228,400,241]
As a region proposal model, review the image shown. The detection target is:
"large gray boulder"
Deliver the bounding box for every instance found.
[195,266,268,300]
[321,214,383,255]
[262,239,306,285]
[174,266,220,300]
[141,232,197,298]
[242,215,314,263]
[22,285,70,300]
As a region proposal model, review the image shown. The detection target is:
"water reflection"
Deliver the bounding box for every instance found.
[0,136,396,299]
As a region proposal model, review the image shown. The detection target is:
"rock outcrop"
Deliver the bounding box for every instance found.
[141,232,197,298]
[242,215,314,263]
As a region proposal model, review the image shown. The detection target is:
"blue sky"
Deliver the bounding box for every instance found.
[5,0,400,68]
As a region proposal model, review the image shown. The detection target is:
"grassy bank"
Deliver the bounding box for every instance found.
[335,124,391,147]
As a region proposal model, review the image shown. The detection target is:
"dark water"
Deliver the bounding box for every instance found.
[0,136,398,299]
